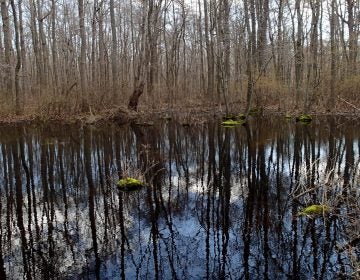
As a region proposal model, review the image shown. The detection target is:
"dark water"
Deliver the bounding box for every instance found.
[0,117,359,280]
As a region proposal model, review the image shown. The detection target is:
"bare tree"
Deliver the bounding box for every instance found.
[1,0,12,98]
[328,0,337,110]
[78,0,86,99]
[10,0,21,113]
[304,0,320,112]
[110,0,119,98]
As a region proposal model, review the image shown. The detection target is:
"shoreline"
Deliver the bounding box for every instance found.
[0,103,359,126]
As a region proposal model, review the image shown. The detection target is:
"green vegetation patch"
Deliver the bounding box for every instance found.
[298,204,330,216]
[117,177,145,191]
[296,114,312,124]
[221,119,244,127]
[249,108,260,116]
[238,114,246,120]
[223,115,238,121]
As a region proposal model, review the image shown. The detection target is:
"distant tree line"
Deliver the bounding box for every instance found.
[0,0,359,114]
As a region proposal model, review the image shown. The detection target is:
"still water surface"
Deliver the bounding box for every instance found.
[0,117,359,279]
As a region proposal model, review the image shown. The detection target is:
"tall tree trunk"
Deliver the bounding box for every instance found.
[78,0,86,100]
[51,0,58,95]
[294,0,304,108]
[128,1,148,111]
[328,0,336,110]
[304,0,320,112]
[29,0,42,92]
[257,0,270,72]
[18,0,26,96]
[91,0,97,89]
[217,0,231,114]
[10,0,21,113]
[346,0,357,74]
[245,0,256,116]
[37,0,49,92]
[197,0,205,96]
[204,0,215,98]
[1,0,12,98]
[98,2,107,94]
[110,0,119,99]
[275,0,284,81]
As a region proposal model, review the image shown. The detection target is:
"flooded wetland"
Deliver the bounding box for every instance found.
[0,117,359,279]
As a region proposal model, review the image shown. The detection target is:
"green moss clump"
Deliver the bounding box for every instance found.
[117,177,144,191]
[221,119,244,127]
[223,115,237,121]
[249,108,260,116]
[238,114,246,120]
[296,114,312,123]
[298,204,330,216]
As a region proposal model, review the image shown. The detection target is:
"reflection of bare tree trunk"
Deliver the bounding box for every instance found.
[84,128,101,279]
[19,129,36,274]
[219,129,231,279]
[343,135,354,196]
[13,140,31,279]
[0,237,5,279]
[58,141,73,257]
[243,123,254,280]
[291,125,301,277]
[258,138,270,279]
[118,191,126,280]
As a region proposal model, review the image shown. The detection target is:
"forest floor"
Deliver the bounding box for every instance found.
[0,100,359,125]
